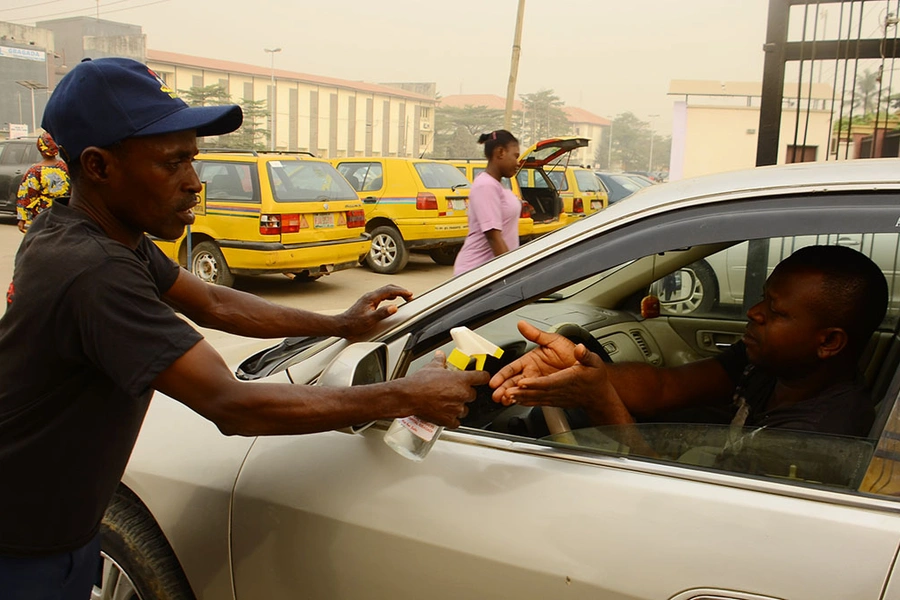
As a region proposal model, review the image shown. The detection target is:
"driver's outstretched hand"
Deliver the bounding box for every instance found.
[500,343,610,409]
[490,321,579,405]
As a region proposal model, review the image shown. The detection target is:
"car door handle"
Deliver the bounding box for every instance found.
[363,196,377,203]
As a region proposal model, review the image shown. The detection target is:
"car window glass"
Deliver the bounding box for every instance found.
[199,162,257,202]
[413,162,470,189]
[611,175,642,193]
[544,170,567,191]
[0,143,27,165]
[574,170,601,192]
[24,144,42,164]
[401,229,900,498]
[337,162,383,192]
[516,170,529,188]
[267,160,358,202]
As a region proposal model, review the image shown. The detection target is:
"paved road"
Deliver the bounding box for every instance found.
[0,216,456,346]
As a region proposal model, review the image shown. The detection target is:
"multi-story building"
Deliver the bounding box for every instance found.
[146,50,437,158]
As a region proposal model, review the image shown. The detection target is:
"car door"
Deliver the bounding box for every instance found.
[229,191,900,599]
[0,141,31,213]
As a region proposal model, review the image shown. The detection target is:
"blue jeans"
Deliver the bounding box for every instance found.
[0,535,100,600]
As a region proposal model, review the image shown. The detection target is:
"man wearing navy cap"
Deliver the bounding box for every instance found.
[0,58,487,599]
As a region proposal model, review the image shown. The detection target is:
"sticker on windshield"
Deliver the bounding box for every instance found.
[270,161,283,168]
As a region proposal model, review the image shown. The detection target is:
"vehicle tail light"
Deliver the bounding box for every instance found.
[573,199,584,214]
[347,209,366,228]
[281,214,302,234]
[416,192,438,210]
[521,201,534,219]
[260,214,281,235]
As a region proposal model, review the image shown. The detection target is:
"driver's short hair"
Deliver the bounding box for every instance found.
[777,245,888,351]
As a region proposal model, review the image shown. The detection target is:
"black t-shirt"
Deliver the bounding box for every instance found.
[0,201,203,556]
[716,342,875,437]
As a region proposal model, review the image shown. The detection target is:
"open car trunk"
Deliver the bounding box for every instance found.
[520,186,562,222]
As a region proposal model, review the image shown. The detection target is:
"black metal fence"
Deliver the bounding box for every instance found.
[759,0,900,165]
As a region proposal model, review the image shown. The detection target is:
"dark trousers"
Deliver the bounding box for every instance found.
[0,535,100,600]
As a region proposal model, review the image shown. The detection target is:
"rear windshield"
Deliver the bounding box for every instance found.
[414,162,471,189]
[574,170,601,192]
[267,160,359,202]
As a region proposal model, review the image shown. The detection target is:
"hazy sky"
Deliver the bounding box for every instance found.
[5,0,775,131]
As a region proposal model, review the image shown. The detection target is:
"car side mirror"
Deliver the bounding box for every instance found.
[317,342,388,434]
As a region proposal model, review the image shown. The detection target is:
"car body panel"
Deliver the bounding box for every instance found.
[518,136,590,168]
[123,158,900,600]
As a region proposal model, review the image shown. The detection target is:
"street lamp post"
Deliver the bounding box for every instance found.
[16,80,48,135]
[647,114,660,174]
[606,117,614,170]
[263,47,282,151]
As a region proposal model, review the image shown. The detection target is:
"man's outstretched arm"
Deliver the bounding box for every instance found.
[163,268,412,339]
[152,339,489,436]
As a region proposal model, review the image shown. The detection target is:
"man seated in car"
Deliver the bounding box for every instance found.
[490,245,889,437]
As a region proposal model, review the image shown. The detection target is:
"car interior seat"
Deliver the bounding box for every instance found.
[209,171,248,199]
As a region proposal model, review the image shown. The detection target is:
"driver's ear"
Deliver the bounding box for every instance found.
[80,147,118,184]
[818,327,848,359]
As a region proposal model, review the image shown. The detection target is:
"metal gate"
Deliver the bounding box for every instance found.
[759,0,900,165]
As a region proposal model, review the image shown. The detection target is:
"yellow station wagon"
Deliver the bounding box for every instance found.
[152,150,370,287]
[332,157,471,272]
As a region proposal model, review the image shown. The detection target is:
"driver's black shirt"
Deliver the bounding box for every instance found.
[715,341,875,437]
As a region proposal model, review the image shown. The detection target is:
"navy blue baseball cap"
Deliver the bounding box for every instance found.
[42,57,243,162]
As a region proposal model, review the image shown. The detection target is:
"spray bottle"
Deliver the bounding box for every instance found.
[384,326,502,461]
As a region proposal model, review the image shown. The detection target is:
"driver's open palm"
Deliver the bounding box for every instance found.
[490,321,578,404]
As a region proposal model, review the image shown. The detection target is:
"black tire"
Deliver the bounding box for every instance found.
[428,245,461,266]
[661,259,718,315]
[190,241,234,287]
[366,225,409,274]
[97,488,196,600]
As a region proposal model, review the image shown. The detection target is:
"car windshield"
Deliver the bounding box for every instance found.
[414,162,471,189]
[267,160,359,202]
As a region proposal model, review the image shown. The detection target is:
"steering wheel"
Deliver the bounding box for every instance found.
[543,323,613,435]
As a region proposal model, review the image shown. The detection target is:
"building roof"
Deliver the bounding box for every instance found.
[563,106,610,126]
[441,94,609,125]
[145,49,435,102]
[669,79,834,100]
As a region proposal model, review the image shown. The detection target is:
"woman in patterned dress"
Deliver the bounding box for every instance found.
[16,132,70,233]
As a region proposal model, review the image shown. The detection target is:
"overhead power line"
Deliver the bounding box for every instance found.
[6,0,165,24]
[0,0,63,14]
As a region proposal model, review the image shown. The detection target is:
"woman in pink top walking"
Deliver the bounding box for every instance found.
[453,130,522,276]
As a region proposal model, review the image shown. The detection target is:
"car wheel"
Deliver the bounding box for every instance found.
[428,245,461,266]
[191,241,235,287]
[366,226,409,274]
[662,260,718,315]
[96,489,196,600]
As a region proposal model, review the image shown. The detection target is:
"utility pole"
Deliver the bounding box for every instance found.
[264,47,282,151]
[503,0,526,131]
[606,117,614,170]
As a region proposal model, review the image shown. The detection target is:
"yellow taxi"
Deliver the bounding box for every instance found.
[520,165,609,222]
[331,157,471,272]
[152,150,370,287]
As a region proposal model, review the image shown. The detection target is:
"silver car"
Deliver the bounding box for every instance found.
[100,159,900,600]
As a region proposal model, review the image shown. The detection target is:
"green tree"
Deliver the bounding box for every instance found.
[220,98,270,150]
[179,84,230,106]
[432,104,506,158]
[518,89,570,146]
[596,112,670,172]
[853,68,880,115]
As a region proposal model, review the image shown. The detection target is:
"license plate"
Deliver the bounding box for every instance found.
[450,199,467,211]
[591,201,602,212]
[314,213,335,228]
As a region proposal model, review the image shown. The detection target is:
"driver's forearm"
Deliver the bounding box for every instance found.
[605,362,668,418]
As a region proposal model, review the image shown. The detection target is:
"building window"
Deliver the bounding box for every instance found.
[192,75,202,88]
[420,107,431,119]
